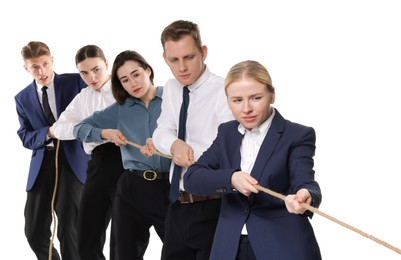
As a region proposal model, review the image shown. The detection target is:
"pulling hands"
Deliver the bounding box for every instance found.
[101,129,127,146]
[284,188,312,215]
[47,127,56,139]
[231,171,259,197]
[171,139,194,167]
[141,138,155,157]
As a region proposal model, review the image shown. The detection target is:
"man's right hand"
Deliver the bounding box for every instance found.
[170,139,194,167]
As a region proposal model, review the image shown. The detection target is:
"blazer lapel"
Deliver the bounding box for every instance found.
[250,110,285,182]
[28,83,47,121]
[53,74,61,116]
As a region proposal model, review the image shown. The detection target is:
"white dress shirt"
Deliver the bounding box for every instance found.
[51,79,116,154]
[239,108,275,234]
[153,66,234,191]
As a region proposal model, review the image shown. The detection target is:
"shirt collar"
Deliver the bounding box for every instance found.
[126,86,163,106]
[186,65,210,92]
[155,86,163,98]
[99,78,112,93]
[238,107,276,135]
[36,72,55,91]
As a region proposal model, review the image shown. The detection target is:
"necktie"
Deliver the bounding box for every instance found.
[41,86,56,125]
[169,86,190,202]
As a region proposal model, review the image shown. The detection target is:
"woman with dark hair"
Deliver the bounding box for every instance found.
[50,44,125,260]
[74,50,171,260]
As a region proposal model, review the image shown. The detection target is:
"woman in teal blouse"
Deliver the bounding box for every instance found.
[74,50,171,259]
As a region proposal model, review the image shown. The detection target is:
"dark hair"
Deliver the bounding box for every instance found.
[161,20,203,52]
[21,41,51,61]
[75,45,106,66]
[111,50,154,104]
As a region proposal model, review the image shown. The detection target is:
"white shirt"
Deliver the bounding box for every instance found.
[238,108,275,234]
[50,79,116,154]
[153,66,234,191]
[239,108,275,173]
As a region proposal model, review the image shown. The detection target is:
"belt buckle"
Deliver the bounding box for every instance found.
[143,170,157,181]
[179,192,193,204]
[178,192,185,204]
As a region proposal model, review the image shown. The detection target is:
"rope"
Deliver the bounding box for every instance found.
[253,184,401,255]
[48,140,60,260]
[126,139,401,255]
[125,140,173,159]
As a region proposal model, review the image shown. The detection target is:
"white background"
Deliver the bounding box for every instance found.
[1,0,401,259]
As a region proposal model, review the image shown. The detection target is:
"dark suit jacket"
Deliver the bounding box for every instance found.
[15,73,90,191]
[184,109,322,260]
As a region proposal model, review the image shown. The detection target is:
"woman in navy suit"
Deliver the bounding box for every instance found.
[184,60,322,260]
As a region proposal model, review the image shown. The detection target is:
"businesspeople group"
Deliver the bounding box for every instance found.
[16,21,322,260]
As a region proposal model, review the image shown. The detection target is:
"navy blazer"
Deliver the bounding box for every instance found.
[184,109,322,260]
[15,73,90,191]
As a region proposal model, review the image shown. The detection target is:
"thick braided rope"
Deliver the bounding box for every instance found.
[48,140,60,260]
[126,139,401,255]
[253,184,401,255]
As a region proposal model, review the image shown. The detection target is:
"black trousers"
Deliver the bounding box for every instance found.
[24,146,83,260]
[112,170,170,260]
[235,235,257,260]
[161,199,221,260]
[77,143,124,260]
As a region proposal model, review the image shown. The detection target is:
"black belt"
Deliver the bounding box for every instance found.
[178,191,221,204]
[128,169,169,181]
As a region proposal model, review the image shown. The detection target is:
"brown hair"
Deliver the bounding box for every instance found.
[225,60,275,94]
[161,20,203,52]
[75,45,106,66]
[21,41,51,61]
[111,50,154,104]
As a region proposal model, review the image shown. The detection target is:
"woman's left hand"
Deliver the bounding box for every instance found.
[284,188,312,214]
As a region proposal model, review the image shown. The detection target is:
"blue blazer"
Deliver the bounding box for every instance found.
[15,73,90,191]
[184,110,322,260]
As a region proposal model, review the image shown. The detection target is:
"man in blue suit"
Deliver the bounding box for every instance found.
[184,60,322,260]
[15,41,89,260]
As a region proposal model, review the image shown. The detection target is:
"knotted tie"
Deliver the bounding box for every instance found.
[169,86,190,202]
[41,86,56,125]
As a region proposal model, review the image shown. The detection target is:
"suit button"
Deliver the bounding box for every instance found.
[244,208,249,215]
[216,188,227,193]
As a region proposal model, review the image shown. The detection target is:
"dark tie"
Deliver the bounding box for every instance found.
[41,86,56,125]
[169,86,190,202]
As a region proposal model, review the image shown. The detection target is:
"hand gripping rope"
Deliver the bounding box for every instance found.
[125,139,401,255]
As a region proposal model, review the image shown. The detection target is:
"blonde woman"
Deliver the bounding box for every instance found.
[184,60,322,260]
